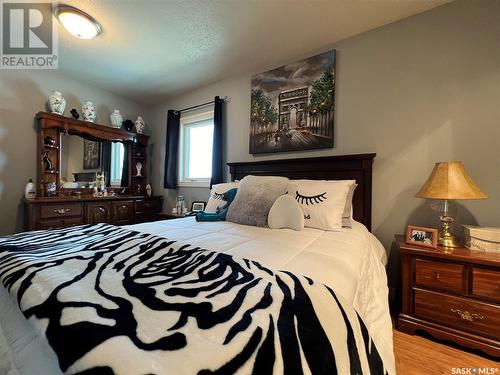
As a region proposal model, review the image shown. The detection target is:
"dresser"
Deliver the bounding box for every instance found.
[396,234,500,357]
[24,111,164,230]
[25,196,163,230]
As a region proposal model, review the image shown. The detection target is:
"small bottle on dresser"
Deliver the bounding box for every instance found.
[24,179,36,199]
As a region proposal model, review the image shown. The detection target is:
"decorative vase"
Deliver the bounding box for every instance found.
[95,172,105,193]
[135,162,143,177]
[48,90,66,115]
[82,101,96,122]
[134,116,145,133]
[110,110,123,128]
[146,184,152,197]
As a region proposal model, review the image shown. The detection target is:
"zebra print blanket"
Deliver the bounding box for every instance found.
[0,224,387,375]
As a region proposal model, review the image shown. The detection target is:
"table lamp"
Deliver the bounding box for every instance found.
[415,161,487,247]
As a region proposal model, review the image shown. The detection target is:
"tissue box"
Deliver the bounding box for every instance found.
[463,225,500,253]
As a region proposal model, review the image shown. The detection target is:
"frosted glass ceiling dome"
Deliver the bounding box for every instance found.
[55,5,102,39]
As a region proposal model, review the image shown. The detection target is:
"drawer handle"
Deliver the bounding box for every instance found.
[53,208,71,214]
[450,308,485,322]
[433,272,440,279]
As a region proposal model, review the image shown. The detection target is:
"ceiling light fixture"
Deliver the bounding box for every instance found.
[55,5,102,39]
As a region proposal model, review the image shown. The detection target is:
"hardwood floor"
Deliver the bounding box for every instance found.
[394,330,499,375]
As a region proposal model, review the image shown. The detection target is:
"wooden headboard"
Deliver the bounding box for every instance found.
[227,153,376,231]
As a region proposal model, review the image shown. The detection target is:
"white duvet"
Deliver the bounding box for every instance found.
[0,218,395,375]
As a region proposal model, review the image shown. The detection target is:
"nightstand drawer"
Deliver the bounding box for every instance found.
[472,267,500,303]
[414,258,465,293]
[414,289,500,339]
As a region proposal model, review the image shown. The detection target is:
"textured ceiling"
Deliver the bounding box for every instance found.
[56,0,450,104]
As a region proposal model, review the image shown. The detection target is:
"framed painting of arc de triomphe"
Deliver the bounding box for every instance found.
[249,50,336,154]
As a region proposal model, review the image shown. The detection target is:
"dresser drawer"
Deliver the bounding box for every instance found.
[472,267,500,303]
[414,288,500,339]
[135,199,161,213]
[40,203,82,219]
[112,200,134,225]
[414,258,465,293]
[39,217,84,230]
[86,202,112,224]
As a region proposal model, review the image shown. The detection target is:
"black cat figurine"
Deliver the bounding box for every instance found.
[42,151,53,171]
[70,108,80,119]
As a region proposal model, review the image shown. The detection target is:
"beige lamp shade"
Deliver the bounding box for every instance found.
[415,161,487,200]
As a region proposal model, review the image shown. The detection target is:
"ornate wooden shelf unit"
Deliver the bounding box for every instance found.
[25,112,162,230]
[36,111,150,197]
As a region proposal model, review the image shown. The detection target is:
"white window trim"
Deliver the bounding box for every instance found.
[178,110,214,188]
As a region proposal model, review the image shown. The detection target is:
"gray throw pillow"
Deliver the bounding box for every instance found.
[226,175,289,227]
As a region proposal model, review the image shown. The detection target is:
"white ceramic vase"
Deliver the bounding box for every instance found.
[82,101,96,122]
[48,91,66,115]
[110,109,123,128]
[134,116,145,133]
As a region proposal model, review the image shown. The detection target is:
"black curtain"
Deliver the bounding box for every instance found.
[210,96,224,187]
[101,141,111,187]
[121,143,129,187]
[164,110,181,189]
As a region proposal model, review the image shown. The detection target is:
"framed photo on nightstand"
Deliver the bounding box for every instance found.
[406,225,438,248]
[191,201,206,212]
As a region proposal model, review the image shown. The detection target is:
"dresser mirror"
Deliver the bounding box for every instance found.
[59,134,128,190]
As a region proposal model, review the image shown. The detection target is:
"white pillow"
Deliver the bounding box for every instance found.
[342,183,357,228]
[286,179,354,230]
[268,195,304,231]
[205,182,239,213]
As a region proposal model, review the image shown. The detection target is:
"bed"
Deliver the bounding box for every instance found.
[0,154,395,375]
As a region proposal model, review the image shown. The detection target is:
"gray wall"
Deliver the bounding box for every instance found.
[0,70,148,234]
[148,0,500,252]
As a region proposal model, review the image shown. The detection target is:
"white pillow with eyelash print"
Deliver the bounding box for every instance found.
[286,180,354,231]
[205,182,239,213]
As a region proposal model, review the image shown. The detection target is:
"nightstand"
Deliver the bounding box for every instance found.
[396,234,500,357]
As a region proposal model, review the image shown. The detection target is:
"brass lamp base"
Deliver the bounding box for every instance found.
[439,222,462,248]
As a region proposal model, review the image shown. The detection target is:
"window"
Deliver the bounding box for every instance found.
[110,142,124,186]
[178,111,214,187]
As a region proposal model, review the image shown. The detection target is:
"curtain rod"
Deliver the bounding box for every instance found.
[176,96,229,114]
